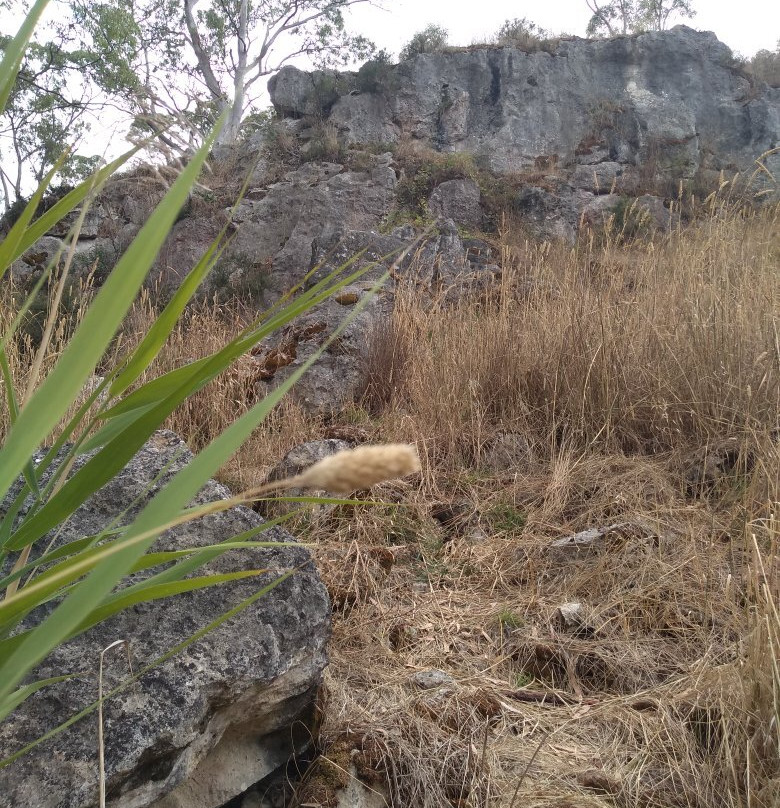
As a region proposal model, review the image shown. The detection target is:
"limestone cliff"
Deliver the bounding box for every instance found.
[270,26,779,182]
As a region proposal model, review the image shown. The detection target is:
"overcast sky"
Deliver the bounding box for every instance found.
[348,0,779,58]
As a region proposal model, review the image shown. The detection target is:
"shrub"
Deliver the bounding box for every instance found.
[399,24,448,61]
[748,43,780,88]
[494,17,550,51]
[301,121,345,163]
[355,49,397,94]
[393,145,478,217]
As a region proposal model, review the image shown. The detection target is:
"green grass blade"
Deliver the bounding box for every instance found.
[0,568,268,660]
[0,675,76,720]
[100,255,378,422]
[0,152,69,275]
[0,535,104,591]
[0,351,40,500]
[5,413,190,552]
[75,403,158,455]
[0,268,382,699]
[0,569,292,739]
[109,235,231,397]
[78,570,269,632]
[0,126,220,500]
[8,149,141,266]
[0,0,50,113]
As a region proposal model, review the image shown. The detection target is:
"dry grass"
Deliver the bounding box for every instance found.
[2,198,778,807]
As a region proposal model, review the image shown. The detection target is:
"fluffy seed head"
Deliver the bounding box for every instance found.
[295,444,421,493]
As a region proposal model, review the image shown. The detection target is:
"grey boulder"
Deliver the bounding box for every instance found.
[0,430,330,808]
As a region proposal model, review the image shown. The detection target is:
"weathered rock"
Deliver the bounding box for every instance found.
[580,193,625,229]
[223,159,397,303]
[514,185,594,242]
[427,178,482,229]
[267,66,349,118]
[549,519,664,560]
[683,437,751,495]
[409,669,455,689]
[572,162,640,194]
[0,430,330,808]
[262,438,351,514]
[482,431,532,472]
[249,220,500,415]
[272,28,779,183]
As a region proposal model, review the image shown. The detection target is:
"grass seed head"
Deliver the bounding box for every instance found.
[294,443,421,493]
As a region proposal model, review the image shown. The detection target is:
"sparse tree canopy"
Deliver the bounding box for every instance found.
[586,0,695,37]
[68,0,375,147]
[0,33,100,211]
[494,18,550,49]
[749,41,780,88]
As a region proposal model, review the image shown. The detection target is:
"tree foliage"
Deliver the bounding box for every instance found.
[68,0,375,147]
[585,0,695,37]
[749,41,780,88]
[0,33,100,211]
[494,18,550,50]
[399,24,448,62]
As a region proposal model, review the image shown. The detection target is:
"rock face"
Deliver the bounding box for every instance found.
[9,27,777,415]
[226,158,398,301]
[271,27,779,180]
[0,431,330,808]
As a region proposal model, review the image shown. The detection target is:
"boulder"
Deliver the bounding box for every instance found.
[427,178,482,229]
[249,220,500,415]
[223,159,397,304]
[261,439,351,516]
[267,66,349,118]
[0,430,330,808]
[572,162,640,194]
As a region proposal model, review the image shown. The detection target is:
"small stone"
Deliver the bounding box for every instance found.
[557,602,584,627]
[410,669,455,689]
[335,291,360,305]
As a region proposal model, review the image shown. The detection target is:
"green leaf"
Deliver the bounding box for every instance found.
[0,570,292,744]
[109,233,230,397]
[0,674,77,720]
[0,264,385,702]
[0,151,68,276]
[0,534,103,591]
[0,0,51,113]
[6,148,140,267]
[79,570,270,633]
[0,123,220,504]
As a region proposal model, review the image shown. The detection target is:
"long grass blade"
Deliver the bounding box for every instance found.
[0,125,220,501]
[0,0,50,113]
[0,569,293,729]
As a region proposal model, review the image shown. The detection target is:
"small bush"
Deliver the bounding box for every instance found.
[399,24,448,61]
[748,43,780,88]
[394,145,478,217]
[355,49,397,94]
[301,121,345,164]
[494,18,550,52]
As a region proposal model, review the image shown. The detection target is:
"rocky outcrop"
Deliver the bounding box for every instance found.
[271,26,779,182]
[247,219,500,414]
[225,158,398,301]
[0,431,330,808]
[8,27,776,415]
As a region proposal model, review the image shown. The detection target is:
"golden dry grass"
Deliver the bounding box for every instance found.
[2,198,778,807]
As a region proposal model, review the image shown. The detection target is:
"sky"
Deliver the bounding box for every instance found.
[347,0,779,58]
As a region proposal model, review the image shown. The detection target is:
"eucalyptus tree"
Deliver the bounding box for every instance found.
[585,0,695,37]
[70,0,375,148]
[0,33,99,212]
